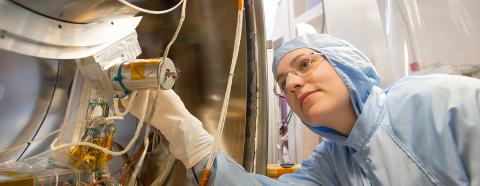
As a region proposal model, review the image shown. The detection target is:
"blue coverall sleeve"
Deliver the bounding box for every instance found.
[452,77,480,184]
[187,143,338,186]
[385,75,480,185]
[423,75,480,184]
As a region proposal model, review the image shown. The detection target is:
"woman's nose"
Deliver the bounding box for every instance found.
[285,73,304,93]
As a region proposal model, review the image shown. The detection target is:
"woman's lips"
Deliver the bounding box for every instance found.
[299,91,315,108]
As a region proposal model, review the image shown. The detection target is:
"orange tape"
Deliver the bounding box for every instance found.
[238,0,244,11]
[131,58,161,64]
[199,168,211,186]
[266,164,301,179]
[127,58,162,80]
[130,63,145,80]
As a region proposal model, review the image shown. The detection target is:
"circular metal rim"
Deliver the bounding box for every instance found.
[158,57,176,90]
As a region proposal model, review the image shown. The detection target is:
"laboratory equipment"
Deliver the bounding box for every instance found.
[0,0,268,185]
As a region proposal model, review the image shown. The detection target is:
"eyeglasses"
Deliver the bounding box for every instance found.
[273,52,325,97]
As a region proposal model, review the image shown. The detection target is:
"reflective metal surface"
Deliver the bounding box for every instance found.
[11,0,139,24]
[0,0,141,47]
[135,0,249,164]
[132,0,267,183]
[0,0,267,184]
[0,49,73,162]
[19,61,76,159]
[0,0,141,59]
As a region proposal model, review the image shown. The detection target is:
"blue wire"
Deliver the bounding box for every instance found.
[113,62,132,98]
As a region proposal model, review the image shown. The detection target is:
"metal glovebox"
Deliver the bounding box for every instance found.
[0,0,268,185]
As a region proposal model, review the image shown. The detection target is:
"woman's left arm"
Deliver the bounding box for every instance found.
[445,76,480,184]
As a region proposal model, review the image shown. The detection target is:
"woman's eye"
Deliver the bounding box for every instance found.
[300,60,311,70]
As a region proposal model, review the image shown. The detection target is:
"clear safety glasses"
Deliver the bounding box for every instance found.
[274,52,326,98]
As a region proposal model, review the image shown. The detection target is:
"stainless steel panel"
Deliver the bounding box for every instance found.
[0,49,58,162]
[11,0,139,24]
[131,0,262,184]
[19,61,76,159]
[135,0,248,164]
[1,0,141,47]
[0,0,268,184]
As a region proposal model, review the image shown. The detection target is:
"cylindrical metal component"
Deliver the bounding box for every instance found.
[109,57,178,96]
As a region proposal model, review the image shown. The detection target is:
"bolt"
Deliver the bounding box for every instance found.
[167,71,178,80]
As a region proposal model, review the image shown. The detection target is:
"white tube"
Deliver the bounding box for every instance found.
[205,5,245,172]
[117,0,184,15]
[162,0,187,60]
[0,129,60,155]
[105,116,124,121]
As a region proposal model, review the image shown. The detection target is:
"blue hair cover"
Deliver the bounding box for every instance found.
[272,34,380,136]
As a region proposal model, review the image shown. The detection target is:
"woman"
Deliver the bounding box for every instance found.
[128,34,480,185]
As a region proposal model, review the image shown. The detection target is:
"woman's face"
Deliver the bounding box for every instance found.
[276,48,352,127]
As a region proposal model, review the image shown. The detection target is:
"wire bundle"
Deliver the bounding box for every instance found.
[69,99,116,170]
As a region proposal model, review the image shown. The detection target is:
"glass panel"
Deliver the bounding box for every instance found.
[385,0,480,77]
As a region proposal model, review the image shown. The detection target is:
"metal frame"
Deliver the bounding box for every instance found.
[0,0,141,59]
[243,0,269,174]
